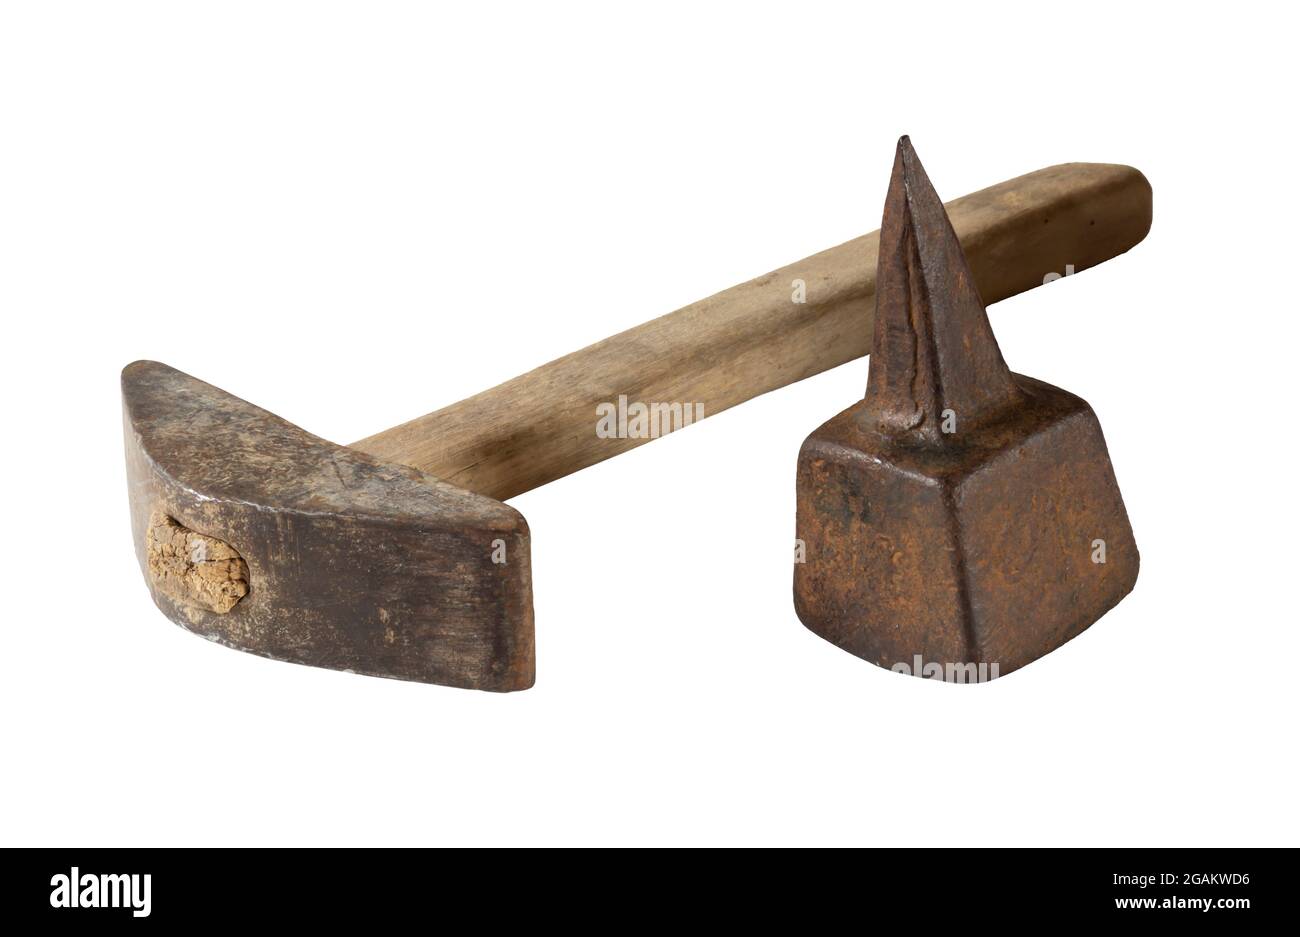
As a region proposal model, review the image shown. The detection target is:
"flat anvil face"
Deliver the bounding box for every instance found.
[794,373,1139,680]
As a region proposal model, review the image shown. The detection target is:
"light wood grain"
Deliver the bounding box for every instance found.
[353,162,1151,501]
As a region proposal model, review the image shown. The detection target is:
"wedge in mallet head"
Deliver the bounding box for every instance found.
[794,137,1139,680]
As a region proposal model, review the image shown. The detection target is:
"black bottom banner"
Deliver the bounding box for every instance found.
[5,847,1283,927]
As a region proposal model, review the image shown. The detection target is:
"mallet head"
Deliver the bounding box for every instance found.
[794,138,1138,680]
[122,361,534,691]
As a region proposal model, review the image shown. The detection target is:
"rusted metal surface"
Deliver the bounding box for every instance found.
[794,138,1139,680]
[122,361,535,691]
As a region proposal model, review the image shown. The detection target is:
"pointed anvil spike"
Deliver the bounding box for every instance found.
[869,136,1024,439]
[794,137,1140,681]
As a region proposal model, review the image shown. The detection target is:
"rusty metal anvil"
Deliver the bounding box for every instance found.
[794,138,1140,680]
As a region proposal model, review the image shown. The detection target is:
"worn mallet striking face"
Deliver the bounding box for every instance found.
[124,362,537,691]
[125,155,1150,691]
[794,138,1140,680]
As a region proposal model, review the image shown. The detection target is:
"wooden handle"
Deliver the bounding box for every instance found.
[353,162,1151,500]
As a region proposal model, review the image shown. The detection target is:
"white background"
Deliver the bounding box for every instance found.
[2,2,1296,846]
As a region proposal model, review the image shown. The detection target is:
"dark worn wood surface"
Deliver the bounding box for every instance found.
[123,361,534,691]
